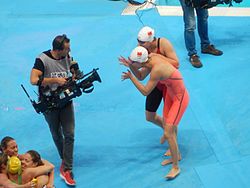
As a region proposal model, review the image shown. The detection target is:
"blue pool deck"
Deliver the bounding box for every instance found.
[0,1,250,187]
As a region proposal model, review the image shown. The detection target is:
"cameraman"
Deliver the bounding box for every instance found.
[30,34,76,186]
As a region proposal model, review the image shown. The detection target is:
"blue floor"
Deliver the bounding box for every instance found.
[1,1,250,188]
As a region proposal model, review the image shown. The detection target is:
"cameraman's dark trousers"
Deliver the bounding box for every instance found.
[44,101,75,171]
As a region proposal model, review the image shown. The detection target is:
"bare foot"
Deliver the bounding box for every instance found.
[164,149,171,156]
[165,167,180,179]
[160,135,166,144]
[161,155,182,166]
[161,158,173,166]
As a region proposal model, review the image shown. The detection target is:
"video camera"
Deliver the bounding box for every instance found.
[21,68,101,114]
[185,0,243,9]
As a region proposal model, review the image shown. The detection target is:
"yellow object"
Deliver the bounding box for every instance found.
[31,178,37,183]
[7,156,21,174]
[31,178,38,188]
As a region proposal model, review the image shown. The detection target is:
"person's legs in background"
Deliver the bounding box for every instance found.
[179,0,203,68]
[196,8,210,49]
[196,8,223,55]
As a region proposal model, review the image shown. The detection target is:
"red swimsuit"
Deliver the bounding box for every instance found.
[160,70,189,126]
[156,38,189,125]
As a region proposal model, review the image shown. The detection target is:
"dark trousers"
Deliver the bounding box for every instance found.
[44,101,75,171]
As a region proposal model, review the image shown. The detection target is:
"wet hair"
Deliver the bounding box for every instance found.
[0,153,8,173]
[52,34,70,51]
[26,150,44,166]
[0,136,15,152]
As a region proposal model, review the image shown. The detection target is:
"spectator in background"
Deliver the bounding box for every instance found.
[179,0,223,68]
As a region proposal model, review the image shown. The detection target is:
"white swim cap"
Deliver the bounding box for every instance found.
[129,46,148,63]
[137,26,155,42]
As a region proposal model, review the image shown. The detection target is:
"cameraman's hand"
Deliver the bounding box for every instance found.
[56,77,67,86]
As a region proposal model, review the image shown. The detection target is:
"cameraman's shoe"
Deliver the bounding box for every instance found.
[202,44,223,56]
[189,54,203,68]
[59,161,64,175]
[60,170,76,186]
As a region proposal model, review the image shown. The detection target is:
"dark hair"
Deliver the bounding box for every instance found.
[0,153,8,172]
[26,150,44,166]
[1,136,15,151]
[52,34,70,50]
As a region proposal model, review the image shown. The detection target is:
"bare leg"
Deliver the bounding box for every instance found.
[163,124,180,179]
[165,167,180,179]
[145,111,165,145]
[161,154,181,166]
[164,127,178,156]
[160,135,166,144]
[145,111,164,128]
[164,149,171,156]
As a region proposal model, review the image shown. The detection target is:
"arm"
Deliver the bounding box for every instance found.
[129,65,150,81]
[122,70,159,96]
[45,170,54,188]
[40,159,54,188]
[25,160,54,180]
[160,38,179,68]
[30,68,67,86]
[36,159,54,188]
[0,174,35,188]
[118,56,150,80]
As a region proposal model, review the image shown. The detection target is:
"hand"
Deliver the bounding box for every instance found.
[121,70,132,81]
[26,180,36,188]
[18,154,25,160]
[118,56,132,67]
[71,60,78,65]
[30,178,37,188]
[56,77,67,86]
[45,183,54,188]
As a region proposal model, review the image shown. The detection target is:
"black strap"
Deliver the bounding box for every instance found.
[36,76,44,87]
[157,38,161,49]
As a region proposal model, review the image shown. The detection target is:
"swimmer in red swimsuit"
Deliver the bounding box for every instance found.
[119,26,179,157]
[121,46,189,180]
